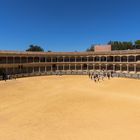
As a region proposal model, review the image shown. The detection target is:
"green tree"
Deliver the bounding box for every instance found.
[26,45,44,52]
[86,44,95,51]
[135,40,140,49]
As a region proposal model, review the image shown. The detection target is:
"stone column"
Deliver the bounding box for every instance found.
[69,64,71,70]
[134,64,136,73]
[120,64,122,72]
[99,64,101,71]
[106,64,108,71]
[127,64,129,73]
[93,64,95,71]
[81,64,83,70]
[134,56,136,62]
[113,64,115,71]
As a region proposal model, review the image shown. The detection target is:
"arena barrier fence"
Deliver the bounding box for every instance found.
[0,71,140,81]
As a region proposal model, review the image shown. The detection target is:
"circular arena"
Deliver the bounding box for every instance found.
[0,75,140,140]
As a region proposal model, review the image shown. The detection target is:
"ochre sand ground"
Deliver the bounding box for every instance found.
[0,75,140,140]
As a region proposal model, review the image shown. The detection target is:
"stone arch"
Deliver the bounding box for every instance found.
[107,56,113,62]
[121,56,127,62]
[114,56,121,62]
[115,64,120,71]
[128,55,135,62]
[122,64,127,71]
[107,64,113,70]
[136,55,140,62]
[101,56,106,62]
[95,64,99,70]
[101,64,106,70]
[128,64,134,72]
[136,64,140,72]
[94,56,100,62]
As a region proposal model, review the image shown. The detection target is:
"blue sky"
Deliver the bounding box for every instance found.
[0,0,140,52]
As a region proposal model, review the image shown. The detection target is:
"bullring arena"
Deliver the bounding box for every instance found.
[0,48,140,140]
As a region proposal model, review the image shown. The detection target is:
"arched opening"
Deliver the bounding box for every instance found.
[70,57,75,62]
[122,64,127,71]
[136,64,140,72]
[0,57,6,64]
[7,57,14,64]
[64,65,69,70]
[88,57,93,62]
[115,56,121,62]
[46,66,51,71]
[76,57,81,62]
[101,56,106,62]
[40,57,45,62]
[52,57,57,62]
[88,64,93,70]
[58,57,63,62]
[95,64,99,70]
[64,57,69,62]
[107,64,113,70]
[107,56,113,62]
[101,64,106,70]
[129,64,134,72]
[52,64,57,71]
[40,67,45,72]
[21,57,27,63]
[46,57,51,62]
[94,56,99,62]
[58,65,63,70]
[28,57,33,63]
[115,64,120,71]
[76,65,81,70]
[70,65,75,70]
[34,57,39,62]
[82,64,87,70]
[128,56,135,62]
[82,57,87,62]
[136,55,140,62]
[15,57,20,63]
[121,56,127,62]
[28,67,34,73]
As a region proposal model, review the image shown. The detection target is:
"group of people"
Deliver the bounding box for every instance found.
[88,71,114,82]
[0,73,16,81]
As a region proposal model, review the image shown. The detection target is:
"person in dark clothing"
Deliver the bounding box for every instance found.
[107,73,110,80]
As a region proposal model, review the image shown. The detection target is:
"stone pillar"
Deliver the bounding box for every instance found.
[106,64,108,71]
[75,64,77,70]
[134,64,136,73]
[81,64,83,70]
[69,64,71,70]
[63,65,65,71]
[113,56,115,62]
[33,67,34,73]
[93,64,95,71]
[99,64,101,71]
[63,56,65,62]
[87,56,89,62]
[99,56,101,62]
[45,66,47,73]
[134,56,136,62]
[93,57,94,62]
[127,64,129,73]
[87,64,89,71]
[113,64,115,71]
[57,65,59,71]
[120,64,122,72]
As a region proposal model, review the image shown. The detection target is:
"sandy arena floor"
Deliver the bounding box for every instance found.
[0,75,140,140]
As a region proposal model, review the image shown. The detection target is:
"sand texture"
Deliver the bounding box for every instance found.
[0,75,140,140]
